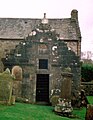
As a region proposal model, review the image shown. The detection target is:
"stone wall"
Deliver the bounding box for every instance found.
[0,12,81,104]
[1,35,81,104]
[0,39,22,72]
[0,10,81,72]
[0,39,22,58]
[0,39,80,72]
[66,41,81,56]
[81,82,93,96]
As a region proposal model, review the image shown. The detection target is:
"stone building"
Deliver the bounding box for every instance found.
[0,10,81,103]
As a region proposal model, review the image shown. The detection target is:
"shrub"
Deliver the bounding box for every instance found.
[81,63,93,82]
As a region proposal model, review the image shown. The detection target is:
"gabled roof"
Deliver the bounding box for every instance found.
[0,10,81,40]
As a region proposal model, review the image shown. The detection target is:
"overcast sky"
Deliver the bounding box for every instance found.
[0,0,93,52]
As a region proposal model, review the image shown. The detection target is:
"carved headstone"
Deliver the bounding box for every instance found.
[13,81,22,98]
[12,66,22,98]
[85,104,93,120]
[12,66,22,81]
[54,68,73,116]
[0,69,13,105]
[61,69,72,99]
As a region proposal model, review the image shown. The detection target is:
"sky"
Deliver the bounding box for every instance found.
[0,0,93,52]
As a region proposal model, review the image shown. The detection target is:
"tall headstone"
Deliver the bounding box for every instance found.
[12,66,22,98]
[61,67,73,99]
[54,67,73,116]
[0,69,13,105]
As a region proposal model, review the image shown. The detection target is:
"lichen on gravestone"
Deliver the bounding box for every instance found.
[0,68,14,105]
[63,67,71,73]
[12,66,22,81]
[54,98,73,117]
[0,68,13,80]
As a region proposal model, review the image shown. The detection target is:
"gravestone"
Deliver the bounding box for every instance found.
[85,104,93,120]
[54,68,73,116]
[12,66,22,81]
[0,69,14,105]
[55,98,73,116]
[12,66,22,99]
[61,68,73,99]
[50,89,61,106]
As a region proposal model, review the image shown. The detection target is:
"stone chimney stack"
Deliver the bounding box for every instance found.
[71,9,78,21]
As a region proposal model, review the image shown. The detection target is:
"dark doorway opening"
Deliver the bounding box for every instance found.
[36,74,49,103]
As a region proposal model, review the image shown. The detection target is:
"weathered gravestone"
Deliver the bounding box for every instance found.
[61,70,72,99]
[12,66,22,81]
[85,104,93,120]
[50,89,61,106]
[80,89,89,107]
[0,68,14,105]
[12,66,22,100]
[55,67,73,116]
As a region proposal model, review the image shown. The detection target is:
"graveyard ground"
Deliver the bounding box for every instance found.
[0,96,93,120]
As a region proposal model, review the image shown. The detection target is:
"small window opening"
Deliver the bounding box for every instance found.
[39,59,48,69]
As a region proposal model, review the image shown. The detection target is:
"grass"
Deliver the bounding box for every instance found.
[0,103,85,120]
[87,96,93,104]
[0,103,68,120]
[73,107,86,120]
[0,96,93,120]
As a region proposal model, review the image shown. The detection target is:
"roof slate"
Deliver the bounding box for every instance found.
[0,18,81,40]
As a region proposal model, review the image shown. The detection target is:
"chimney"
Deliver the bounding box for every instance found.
[71,9,78,21]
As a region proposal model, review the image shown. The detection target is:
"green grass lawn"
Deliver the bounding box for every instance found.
[0,96,93,120]
[87,96,93,104]
[0,103,68,120]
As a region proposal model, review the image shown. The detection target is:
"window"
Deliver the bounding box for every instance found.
[39,59,48,69]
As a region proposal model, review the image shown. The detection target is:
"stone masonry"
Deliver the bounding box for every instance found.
[0,10,81,104]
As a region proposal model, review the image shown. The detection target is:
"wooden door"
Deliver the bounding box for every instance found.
[36,74,49,103]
